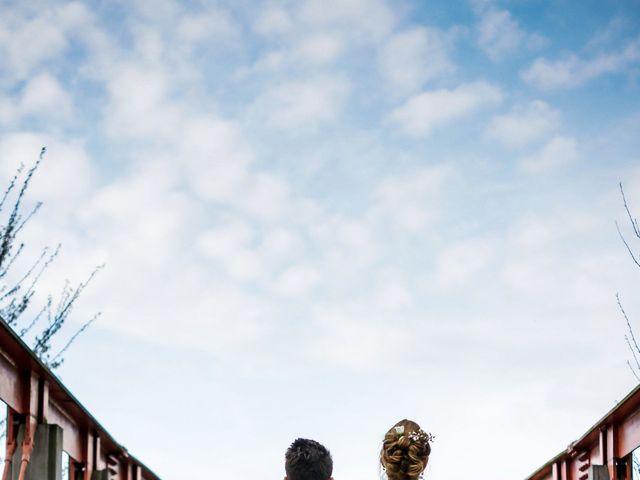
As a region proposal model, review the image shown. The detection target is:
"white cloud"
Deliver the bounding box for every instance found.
[245,50,287,73]
[293,33,344,65]
[238,33,344,77]
[387,82,502,137]
[130,25,164,64]
[0,16,66,84]
[434,239,494,287]
[56,159,281,353]
[0,3,94,85]
[370,166,452,232]
[172,116,294,223]
[197,219,254,260]
[519,135,579,173]
[56,2,93,29]
[311,216,378,275]
[85,160,193,267]
[273,264,321,295]
[260,228,301,259]
[522,35,640,90]
[241,0,398,78]
[176,10,239,44]
[104,64,180,138]
[178,116,254,202]
[486,100,560,147]
[0,74,73,125]
[19,73,72,119]
[508,218,554,251]
[472,0,547,62]
[475,6,546,61]
[585,17,630,51]
[253,76,351,130]
[378,27,454,94]
[253,8,293,36]
[477,9,524,60]
[198,221,265,282]
[239,172,292,222]
[0,132,94,205]
[500,208,619,319]
[0,98,13,124]
[308,302,413,371]
[127,0,181,23]
[374,278,413,310]
[507,212,600,254]
[299,0,395,43]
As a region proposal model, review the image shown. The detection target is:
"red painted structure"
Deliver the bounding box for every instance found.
[0,318,160,480]
[526,384,640,480]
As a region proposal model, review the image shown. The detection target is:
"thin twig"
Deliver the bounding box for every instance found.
[14,202,42,235]
[0,242,24,279]
[0,165,23,214]
[0,246,50,302]
[628,361,640,382]
[621,182,640,239]
[49,312,101,369]
[616,221,640,268]
[33,264,104,358]
[618,293,640,353]
[625,334,640,372]
[19,299,50,338]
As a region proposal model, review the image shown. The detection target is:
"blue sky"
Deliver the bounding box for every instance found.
[1,1,640,479]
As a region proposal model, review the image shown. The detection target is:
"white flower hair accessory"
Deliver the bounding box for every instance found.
[394,426,405,435]
[408,429,435,443]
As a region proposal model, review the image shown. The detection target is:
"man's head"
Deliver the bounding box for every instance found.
[284,438,333,480]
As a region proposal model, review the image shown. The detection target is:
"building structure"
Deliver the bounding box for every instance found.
[0,318,160,480]
[526,384,640,480]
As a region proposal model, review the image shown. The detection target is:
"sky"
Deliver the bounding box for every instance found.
[1,0,640,479]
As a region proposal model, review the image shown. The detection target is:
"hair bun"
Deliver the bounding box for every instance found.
[380,420,432,480]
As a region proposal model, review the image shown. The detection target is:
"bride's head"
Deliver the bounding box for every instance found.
[380,419,432,480]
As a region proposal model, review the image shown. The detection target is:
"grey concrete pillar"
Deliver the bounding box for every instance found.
[588,465,610,480]
[10,424,63,480]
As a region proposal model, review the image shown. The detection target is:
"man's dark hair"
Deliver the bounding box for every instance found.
[285,438,333,480]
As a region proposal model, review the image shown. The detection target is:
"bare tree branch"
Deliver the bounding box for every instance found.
[0,149,44,270]
[618,184,640,383]
[625,334,640,372]
[0,165,23,214]
[0,147,101,369]
[0,242,24,280]
[619,293,640,353]
[19,298,50,338]
[616,220,640,268]
[621,182,640,239]
[14,201,42,235]
[49,312,101,369]
[628,360,640,383]
[32,264,104,366]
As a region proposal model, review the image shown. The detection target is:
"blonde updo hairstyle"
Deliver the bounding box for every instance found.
[380,419,431,480]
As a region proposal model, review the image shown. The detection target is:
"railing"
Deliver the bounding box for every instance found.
[0,318,160,480]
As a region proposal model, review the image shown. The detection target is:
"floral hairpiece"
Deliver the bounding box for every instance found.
[408,429,435,443]
[392,425,435,444]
